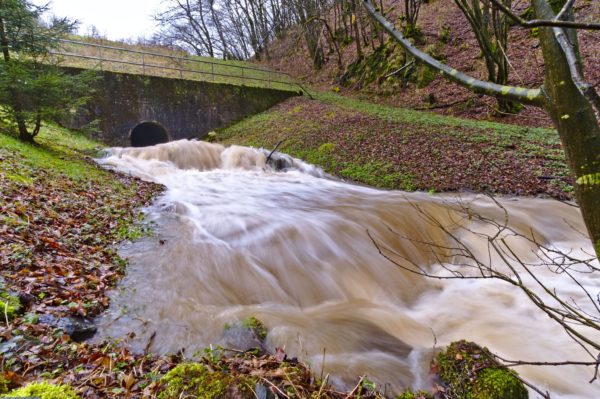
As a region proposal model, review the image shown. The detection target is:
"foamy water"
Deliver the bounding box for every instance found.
[96,140,600,398]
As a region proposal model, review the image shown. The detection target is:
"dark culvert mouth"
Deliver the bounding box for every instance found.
[130,121,170,147]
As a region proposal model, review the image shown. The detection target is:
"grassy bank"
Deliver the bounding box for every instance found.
[219,92,572,199]
[0,124,169,396]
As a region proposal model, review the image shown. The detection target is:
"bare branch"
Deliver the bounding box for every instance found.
[368,194,600,359]
[551,26,600,122]
[487,0,600,30]
[492,353,600,367]
[555,0,577,21]
[362,0,545,106]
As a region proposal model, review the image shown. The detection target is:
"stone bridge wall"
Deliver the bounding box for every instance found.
[65,68,299,147]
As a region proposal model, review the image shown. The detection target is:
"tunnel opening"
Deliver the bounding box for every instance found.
[130,121,170,147]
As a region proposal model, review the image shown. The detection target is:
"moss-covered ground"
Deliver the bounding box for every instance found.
[435,341,528,399]
[219,93,572,199]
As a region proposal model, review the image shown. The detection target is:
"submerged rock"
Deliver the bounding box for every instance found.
[39,315,97,342]
[435,340,528,399]
[220,316,268,352]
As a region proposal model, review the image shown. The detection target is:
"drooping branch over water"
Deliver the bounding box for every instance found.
[367,194,600,381]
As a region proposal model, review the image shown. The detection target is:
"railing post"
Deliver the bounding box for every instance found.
[142,53,146,75]
[242,68,245,85]
[212,63,215,82]
[268,71,271,88]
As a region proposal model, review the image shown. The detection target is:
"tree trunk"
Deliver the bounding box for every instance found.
[351,0,363,59]
[533,0,600,255]
[0,6,32,141]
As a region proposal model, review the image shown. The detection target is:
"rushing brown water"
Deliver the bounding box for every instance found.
[97,140,600,398]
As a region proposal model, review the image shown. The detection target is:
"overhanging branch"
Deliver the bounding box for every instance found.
[362,0,545,107]
[488,0,600,30]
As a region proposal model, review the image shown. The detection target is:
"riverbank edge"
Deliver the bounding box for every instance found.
[0,124,527,398]
[218,92,573,201]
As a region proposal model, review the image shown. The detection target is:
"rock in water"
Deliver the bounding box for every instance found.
[220,316,268,352]
[39,315,97,342]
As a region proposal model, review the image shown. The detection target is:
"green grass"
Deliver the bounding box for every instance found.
[339,162,415,190]
[313,91,559,145]
[221,91,560,148]
[0,124,103,182]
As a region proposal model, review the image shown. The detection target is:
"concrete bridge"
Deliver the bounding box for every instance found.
[58,40,303,147]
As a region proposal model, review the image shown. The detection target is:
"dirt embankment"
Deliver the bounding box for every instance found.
[259,0,600,128]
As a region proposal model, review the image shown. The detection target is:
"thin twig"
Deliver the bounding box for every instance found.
[316,374,329,398]
[384,60,414,78]
[320,347,326,382]
[345,376,364,399]
[590,353,600,383]
[493,353,600,367]
[266,139,285,165]
[3,301,10,328]
[260,377,290,399]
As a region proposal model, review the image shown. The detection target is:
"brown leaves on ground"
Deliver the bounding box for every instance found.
[0,151,161,319]
[0,144,167,396]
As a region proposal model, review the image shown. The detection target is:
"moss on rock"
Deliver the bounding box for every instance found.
[159,363,256,399]
[2,382,80,399]
[473,367,529,399]
[416,65,437,89]
[0,289,21,321]
[340,39,411,90]
[396,389,433,399]
[241,316,268,341]
[436,340,528,399]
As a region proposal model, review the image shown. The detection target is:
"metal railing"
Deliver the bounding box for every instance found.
[50,39,308,95]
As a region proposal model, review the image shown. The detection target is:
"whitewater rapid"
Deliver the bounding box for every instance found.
[96,140,600,398]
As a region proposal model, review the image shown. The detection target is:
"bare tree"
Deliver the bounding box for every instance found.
[154,0,216,57]
[154,0,314,60]
[403,0,422,38]
[363,0,600,260]
[454,0,517,113]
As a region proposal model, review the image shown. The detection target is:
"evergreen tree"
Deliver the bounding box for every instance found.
[0,0,95,142]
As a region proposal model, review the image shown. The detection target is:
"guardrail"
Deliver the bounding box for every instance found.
[50,39,309,95]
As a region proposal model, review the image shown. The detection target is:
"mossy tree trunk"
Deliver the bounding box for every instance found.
[533,0,600,256]
[351,0,363,59]
[363,0,600,258]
